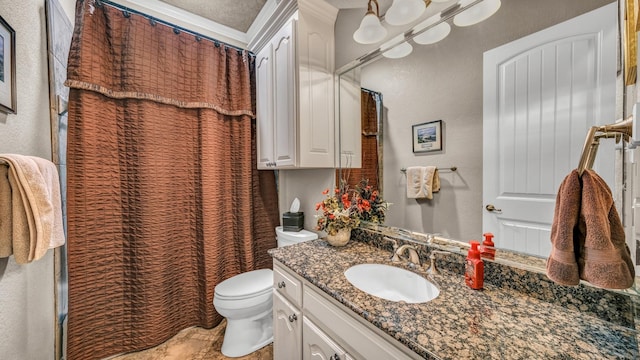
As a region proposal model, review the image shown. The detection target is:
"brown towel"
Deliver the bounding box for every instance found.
[578,170,634,289]
[546,170,581,286]
[0,154,66,264]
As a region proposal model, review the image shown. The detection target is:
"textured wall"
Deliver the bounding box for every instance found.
[0,0,75,359]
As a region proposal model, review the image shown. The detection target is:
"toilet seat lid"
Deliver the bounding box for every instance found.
[214,269,273,299]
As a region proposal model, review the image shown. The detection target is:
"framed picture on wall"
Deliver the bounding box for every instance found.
[0,15,16,114]
[412,120,442,153]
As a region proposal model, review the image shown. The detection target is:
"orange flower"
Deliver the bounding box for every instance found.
[322,189,329,195]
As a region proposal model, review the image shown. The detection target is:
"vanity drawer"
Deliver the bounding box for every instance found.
[274,262,303,307]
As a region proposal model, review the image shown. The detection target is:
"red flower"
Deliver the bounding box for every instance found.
[342,193,351,208]
[322,189,329,195]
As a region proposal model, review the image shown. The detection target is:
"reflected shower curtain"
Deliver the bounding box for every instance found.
[65,2,279,359]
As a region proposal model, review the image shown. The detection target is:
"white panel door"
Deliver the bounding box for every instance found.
[302,317,347,360]
[273,292,302,360]
[272,18,296,167]
[483,3,617,257]
[337,70,362,169]
[298,12,335,167]
[256,43,274,169]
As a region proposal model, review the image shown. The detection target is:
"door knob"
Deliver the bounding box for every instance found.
[485,204,502,212]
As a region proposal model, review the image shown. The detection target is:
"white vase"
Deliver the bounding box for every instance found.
[326,228,351,247]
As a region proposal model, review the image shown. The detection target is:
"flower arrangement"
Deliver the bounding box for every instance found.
[315,179,389,236]
[353,179,389,224]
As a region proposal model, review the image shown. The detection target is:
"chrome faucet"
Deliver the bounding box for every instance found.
[426,250,449,275]
[392,244,421,266]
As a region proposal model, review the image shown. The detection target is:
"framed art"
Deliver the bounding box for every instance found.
[0,15,16,114]
[412,120,442,153]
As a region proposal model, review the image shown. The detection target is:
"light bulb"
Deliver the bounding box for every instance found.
[453,0,501,27]
[385,0,427,26]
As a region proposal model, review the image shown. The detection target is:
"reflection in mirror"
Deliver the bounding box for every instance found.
[336,79,383,192]
[336,0,631,275]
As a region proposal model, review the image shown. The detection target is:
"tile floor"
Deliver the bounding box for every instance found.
[109,320,273,360]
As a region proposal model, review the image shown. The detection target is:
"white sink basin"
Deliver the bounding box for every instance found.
[344,264,439,303]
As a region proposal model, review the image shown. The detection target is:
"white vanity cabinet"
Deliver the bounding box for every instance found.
[273,263,303,359]
[303,317,347,360]
[273,261,419,360]
[254,0,338,169]
[273,292,302,359]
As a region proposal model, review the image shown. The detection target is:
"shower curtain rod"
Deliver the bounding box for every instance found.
[361,87,381,95]
[95,0,252,55]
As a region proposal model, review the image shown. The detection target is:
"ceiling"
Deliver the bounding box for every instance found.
[157,0,394,33]
[158,0,268,33]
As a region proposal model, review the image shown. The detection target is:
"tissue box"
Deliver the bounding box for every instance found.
[283,212,304,232]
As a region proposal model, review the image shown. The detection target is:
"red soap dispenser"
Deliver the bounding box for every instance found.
[480,232,496,260]
[465,241,484,290]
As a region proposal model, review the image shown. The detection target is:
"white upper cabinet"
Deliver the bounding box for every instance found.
[254,0,338,169]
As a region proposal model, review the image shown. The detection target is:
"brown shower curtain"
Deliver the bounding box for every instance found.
[64,2,279,359]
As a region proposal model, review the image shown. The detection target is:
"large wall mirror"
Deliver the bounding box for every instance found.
[335,0,638,281]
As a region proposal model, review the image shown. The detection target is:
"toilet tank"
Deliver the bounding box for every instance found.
[276,226,318,247]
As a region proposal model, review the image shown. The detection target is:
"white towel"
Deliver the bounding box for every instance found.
[406,166,440,199]
[406,166,425,198]
[0,154,66,264]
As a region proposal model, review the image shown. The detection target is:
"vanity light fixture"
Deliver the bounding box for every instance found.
[385,0,454,27]
[382,35,414,59]
[412,14,451,45]
[453,0,501,27]
[385,0,430,26]
[353,0,388,44]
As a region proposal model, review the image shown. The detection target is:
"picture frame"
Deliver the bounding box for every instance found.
[412,120,442,153]
[0,15,16,114]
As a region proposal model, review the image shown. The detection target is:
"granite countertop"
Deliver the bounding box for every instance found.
[269,239,638,360]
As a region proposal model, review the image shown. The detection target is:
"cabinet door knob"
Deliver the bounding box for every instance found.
[330,354,340,360]
[288,314,297,322]
[277,281,286,289]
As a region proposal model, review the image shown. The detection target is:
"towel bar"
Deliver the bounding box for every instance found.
[577,117,633,176]
[400,166,457,173]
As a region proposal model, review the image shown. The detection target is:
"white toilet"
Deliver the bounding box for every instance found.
[213,226,318,357]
